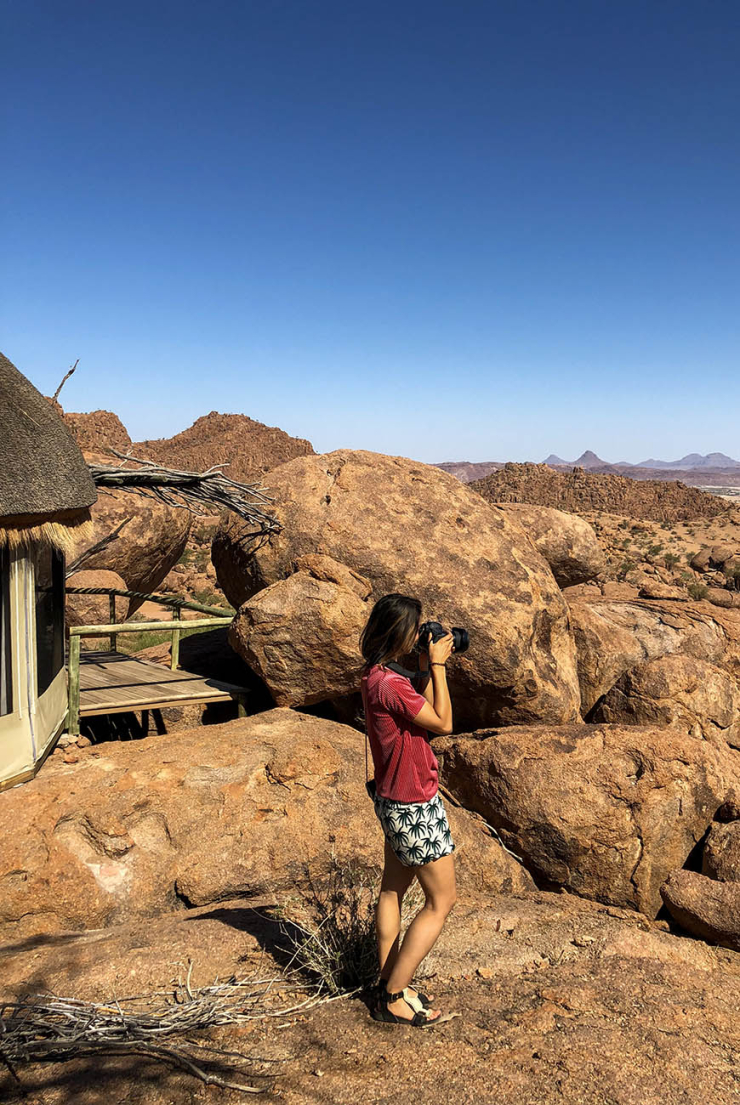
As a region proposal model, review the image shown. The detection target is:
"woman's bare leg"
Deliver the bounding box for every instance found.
[384,853,456,1021]
[376,838,416,982]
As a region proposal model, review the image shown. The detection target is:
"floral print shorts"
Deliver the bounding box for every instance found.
[374,791,455,867]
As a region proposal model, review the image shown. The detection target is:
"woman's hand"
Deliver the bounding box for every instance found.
[429,631,453,666]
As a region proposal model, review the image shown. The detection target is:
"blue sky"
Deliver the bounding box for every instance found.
[3,0,739,463]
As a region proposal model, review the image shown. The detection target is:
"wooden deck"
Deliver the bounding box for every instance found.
[78,650,247,717]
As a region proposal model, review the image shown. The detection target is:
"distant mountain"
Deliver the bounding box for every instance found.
[435,460,503,483]
[638,452,740,470]
[439,451,740,485]
[543,450,614,470]
[573,450,609,469]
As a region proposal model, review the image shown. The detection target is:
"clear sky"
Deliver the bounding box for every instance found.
[3,0,739,464]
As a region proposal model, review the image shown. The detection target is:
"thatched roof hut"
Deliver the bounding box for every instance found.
[0,352,97,790]
[0,351,96,553]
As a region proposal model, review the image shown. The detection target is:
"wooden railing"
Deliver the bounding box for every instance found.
[65,588,234,737]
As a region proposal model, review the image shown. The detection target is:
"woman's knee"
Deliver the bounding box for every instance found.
[424,889,456,917]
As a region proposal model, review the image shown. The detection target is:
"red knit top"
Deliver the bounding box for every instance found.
[361,665,438,802]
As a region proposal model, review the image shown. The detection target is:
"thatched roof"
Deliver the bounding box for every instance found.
[0,352,97,524]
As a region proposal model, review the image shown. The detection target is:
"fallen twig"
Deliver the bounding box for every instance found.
[0,970,335,1095]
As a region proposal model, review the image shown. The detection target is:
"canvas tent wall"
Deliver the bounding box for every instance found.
[0,352,97,789]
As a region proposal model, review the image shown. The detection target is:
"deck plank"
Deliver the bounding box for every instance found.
[78,651,246,718]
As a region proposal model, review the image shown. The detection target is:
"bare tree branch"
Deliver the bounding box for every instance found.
[53,358,79,402]
[86,452,281,535]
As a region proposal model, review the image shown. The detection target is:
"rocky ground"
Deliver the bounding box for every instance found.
[4,707,740,1104]
[582,508,740,592]
[2,885,739,1104]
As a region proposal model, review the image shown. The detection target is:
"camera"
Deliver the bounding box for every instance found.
[416,620,469,655]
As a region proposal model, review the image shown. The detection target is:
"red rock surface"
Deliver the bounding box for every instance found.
[0,710,529,938]
[661,869,740,951]
[213,449,581,730]
[133,410,314,484]
[2,890,739,1104]
[435,722,738,917]
[591,654,740,747]
[568,597,740,714]
[495,502,606,587]
[61,409,132,454]
[229,567,370,707]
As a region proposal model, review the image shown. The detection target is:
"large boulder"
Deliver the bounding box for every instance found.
[213,450,581,729]
[77,485,191,614]
[567,597,740,714]
[660,869,740,950]
[495,502,606,588]
[434,723,737,917]
[0,709,532,937]
[702,821,740,882]
[567,602,646,714]
[710,543,737,568]
[591,655,740,748]
[229,563,370,706]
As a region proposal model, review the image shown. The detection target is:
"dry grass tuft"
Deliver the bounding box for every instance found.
[277,857,423,996]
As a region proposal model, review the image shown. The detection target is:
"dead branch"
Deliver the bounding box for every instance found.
[52,358,79,402]
[86,452,281,536]
[0,971,336,1095]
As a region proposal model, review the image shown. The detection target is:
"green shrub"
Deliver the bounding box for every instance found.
[687,582,709,601]
[618,559,637,579]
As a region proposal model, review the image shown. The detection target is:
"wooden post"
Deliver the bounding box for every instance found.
[171,607,182,670]
[109,592,117,653]
[68,633,81,736]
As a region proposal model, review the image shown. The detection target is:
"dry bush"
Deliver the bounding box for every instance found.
[277,857,423,996]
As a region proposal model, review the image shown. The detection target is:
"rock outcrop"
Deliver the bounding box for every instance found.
[471,462,730,522]
[568,597,740,714]
[133,411,314,485]
[62,409,132,455]
[435,723,737,917]
[214,450,581,729]
[495,502,606,587]
[702,821,740,882]
[590,655,740,747]
[661,869,740,950]
[0,710,532,937]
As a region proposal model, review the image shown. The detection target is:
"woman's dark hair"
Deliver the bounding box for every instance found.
[360,593,422,670]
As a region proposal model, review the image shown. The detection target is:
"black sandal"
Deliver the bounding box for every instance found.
[371,985,439,1027]
[376,978,432,1009]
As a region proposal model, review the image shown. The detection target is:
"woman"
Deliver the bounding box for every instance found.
[360,593,457,1027]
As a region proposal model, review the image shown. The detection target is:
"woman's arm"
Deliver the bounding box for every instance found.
[413,652,434,705]
[412,632,453,735]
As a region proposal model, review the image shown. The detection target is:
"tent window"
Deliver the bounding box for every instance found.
[35,547,64,697]
[0,548,11,715]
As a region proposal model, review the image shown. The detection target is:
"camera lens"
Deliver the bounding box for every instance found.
[451,627,469,654]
